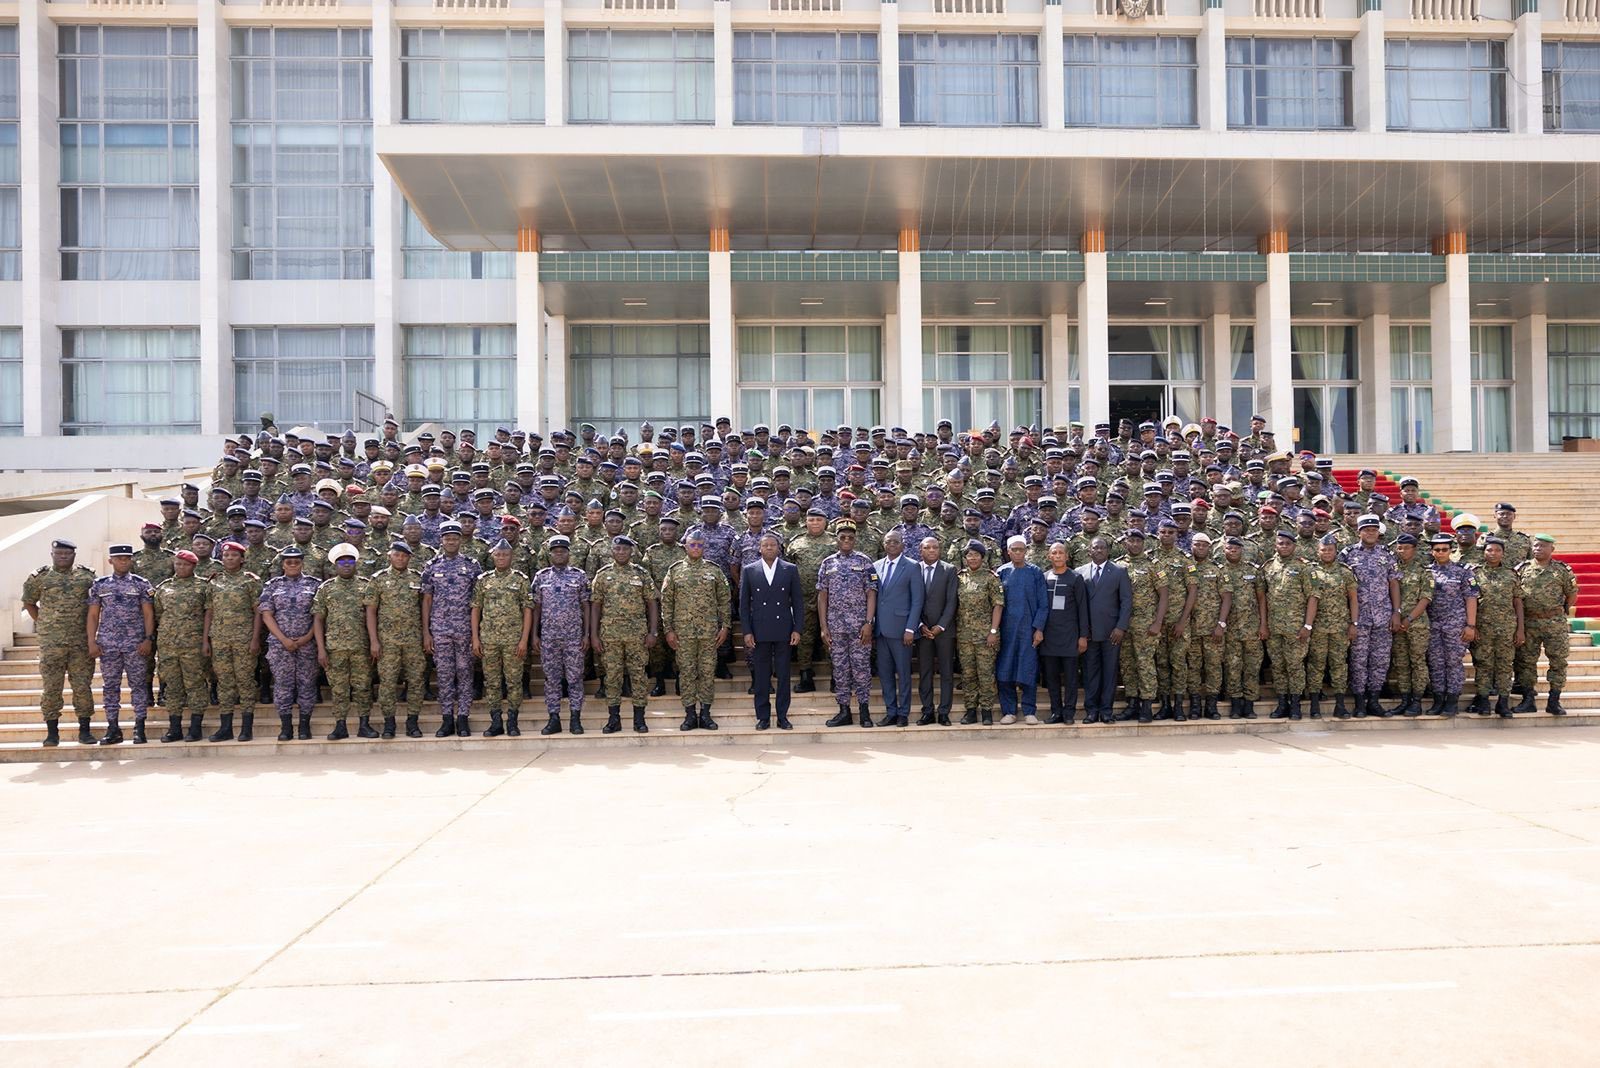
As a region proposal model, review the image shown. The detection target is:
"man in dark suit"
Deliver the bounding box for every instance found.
[872,531,924,727]
[1040,542,1090,723]
[738,532,804,730]
[1076,536,1132,724]
[913,535,957,725]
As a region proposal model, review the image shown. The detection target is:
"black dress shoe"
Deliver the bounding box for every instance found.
[1044,711,1063,724]
[826,708,852,727]
[916,712,935,726]
[755,720,770,731]
[777,717,793,730]
[936,712,951,726]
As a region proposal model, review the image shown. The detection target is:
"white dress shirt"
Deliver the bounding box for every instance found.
[761,559,778,585]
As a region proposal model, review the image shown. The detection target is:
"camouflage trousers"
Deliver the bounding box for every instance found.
[957,637,997,713]
[1427,625,1468,695]
[1306,629,1350,695]
[159,648,209,718]
[324,648,369,722]
[1515,617,1570,691]
[676,632,719,707]
[540,639,584,717]
[99,648,149,725]
[828,626,873,704]
[1157,625,1189,696]
[481,642,526,715]
[433,633,474,718]
[377,642,426,718]
[598,633,647,708]
[794,597,821,672]
[1265,631,1308,696]
[1388,620,1430,695]
[1349,620,1393,693]
[647,635,677,681]
[213,640,257,718]
[1184,631,1224,696]
[38,644,94,722]
[266,641,319,717]
[1471,623,1515,697]
[1224,633,1263,700]
[1120,628,1159,700]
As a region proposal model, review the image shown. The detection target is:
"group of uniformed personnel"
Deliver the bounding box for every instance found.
[19,412,1578,747]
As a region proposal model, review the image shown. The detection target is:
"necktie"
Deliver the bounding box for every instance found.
[1092,565,1101,585]
[924,564,933,588]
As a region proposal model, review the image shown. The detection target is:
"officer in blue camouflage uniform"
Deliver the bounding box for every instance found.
[421,521,483,737]
[1339,515,1402,718]
[1426,533,1478,717]
[817,521,880,728]
[531,535,591,734]
[258,546,321,741]
[87,545,155,744]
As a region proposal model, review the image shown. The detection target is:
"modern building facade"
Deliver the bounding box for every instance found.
[4,0,1600,456]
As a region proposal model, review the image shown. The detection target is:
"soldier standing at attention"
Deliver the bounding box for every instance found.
[202,542,264,742]
[1305,535,1358,720]
[1220,535,1265,720]
[589,535,659,734]
[1492,503,1532,569]
[954,540,1005,725]
[1181,533,1227,721]
[531,535,591,735]
[132,523,176,587]
[1339,515,1402,719]
[1389,534,1434,718]
[1263,529,1316,721]
[258,546,321,741]
[366,541,427,740]
[471,540,533,737]
[661,532,731,732]
[23,539,98,747]
[86,545,155,744]
[311,544,370,740]
[1468,536,1523,718]
[153,550,208,743]
[1425,533,1478,717]
[786,508,836,693]
[422,521,483,738]
[1512,533,1576,716]
[642,516,687,696]
[1119,528,1169,724]
[817,522,879,729]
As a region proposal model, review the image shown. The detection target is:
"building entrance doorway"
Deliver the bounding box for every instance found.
[1108,384,1164,429]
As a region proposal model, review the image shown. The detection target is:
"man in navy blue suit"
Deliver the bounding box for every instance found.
[872,531,925,727]
[1076,536,1133,724]
[738,532,804,730]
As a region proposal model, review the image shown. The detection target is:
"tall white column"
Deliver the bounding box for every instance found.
[894,234,923,427]
[709,230,736,421]
[1203,313,1231,420]
[544,0,565,126]
[1359,314,1392,451]
[1197,6,1227,133]
[1077,246,1108,424]
[544,314,567,433]
[1429,242,1472,453]
[1253,239,1293,446]
[371,0,402,419]
[515,231,545,432]
[1042,2,1064,131]
[1353,8,1385,134]
[1508,9,1543,135]
[1513,313,1549,453]
[197,0,232,435]
[880,0,899,130]
[713,0,733,129]
[19,0,58,436]
[1046,311,1072,426]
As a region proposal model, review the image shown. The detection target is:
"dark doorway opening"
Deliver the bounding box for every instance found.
[1108,385,1164,430]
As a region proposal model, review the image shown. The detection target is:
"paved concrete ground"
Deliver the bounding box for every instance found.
[2,732,1598,1066]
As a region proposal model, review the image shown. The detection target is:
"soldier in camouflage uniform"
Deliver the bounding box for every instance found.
[1262,530,1315,720]
[203,543,264,741]
[472,540,533,737]
[422,522,483,737]
[365,542,426,740]
[1220,535,1265,719]
[1425,534,1478,717]
[786,509,837,693]
[531,536,591,734]
[1389,534,1435,717]
[590,535,659,734]
[954,539,1005,724]
[817,523,879,728]
[642,517,687,696]
[1492,503,1532,570]
[133,523,176,587]
[1512,533,1576,716]
[153,550,209,743]
[22,540,98,746]
[311,545,370,739]
[1120,529,1169,723]
[1151,520,1193,720]
[661,532,731,731]
[1305,535,1358,719]
[1339,516,1402,718]
[1468,536,1522,718]
[87,545,155,744]
[258,546,321,740]
[1180,533,1226,720]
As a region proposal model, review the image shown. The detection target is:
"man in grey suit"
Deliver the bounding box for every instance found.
[914,536,958,725]
[1076,537,1132,724]
[873,532,924,727]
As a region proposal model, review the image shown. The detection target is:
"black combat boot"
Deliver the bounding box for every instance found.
[484,712,505,737]
[1510,687,1536,713]
[678,707,697,731]
[1228,697,1242,720]
[1470,693,1491,716]
[714,659,732,681]
[77,716,96,745]
[277,714,293,741]
[435,715,456,738]
[455,714,471,737]
[356,716,379,739]
[405,714,422,738]
[959,710,977,724]
[827,706,852,727]
[1308,696,1321,720]
[649,674,666,697]
[1401,693,1421,717]
[327,719,349,740]
[796,669,815,693]
[209,714,234,742]
[1441,694,1460,718]
[1548,689,1566,716]
[542,713,563,735]
[633,707,649,733]
[1270,695,1288,720]
[1173,698,1187,723]
[238,714,254,742]
[1370,691,1390,717]
[1137,699,1153,725]
[99,723,124,745]
[43,721,60,748]
[162,714,183,742]
[1333,695,1350,719]
[132,720,147,744]
[699,704,718,731]
[506,712,521,736]
[1242,697,1258,720]
[858,701,874,728]
[1495,694,1512,718]
[185,714,204,742]
[1426,691,1445,715]
[603,707,621,734]
[381,716,396,739]
[1349,693,1365,719]
[297,713,312,739]
[1288,696,1302,721]
[566,713,582,736]
[1205,698,1220,720]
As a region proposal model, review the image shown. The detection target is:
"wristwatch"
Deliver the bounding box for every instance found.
[1301,623,1313,631]
[989,628,999,635]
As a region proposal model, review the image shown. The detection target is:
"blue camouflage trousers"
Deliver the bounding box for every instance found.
[827,627,873,704]
[541,639,584,716]
[433,634,475,718]
[100,649,149,725]
[1350,621,1393,693]
[267,641,319,717]
[1427,624,1468,695]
